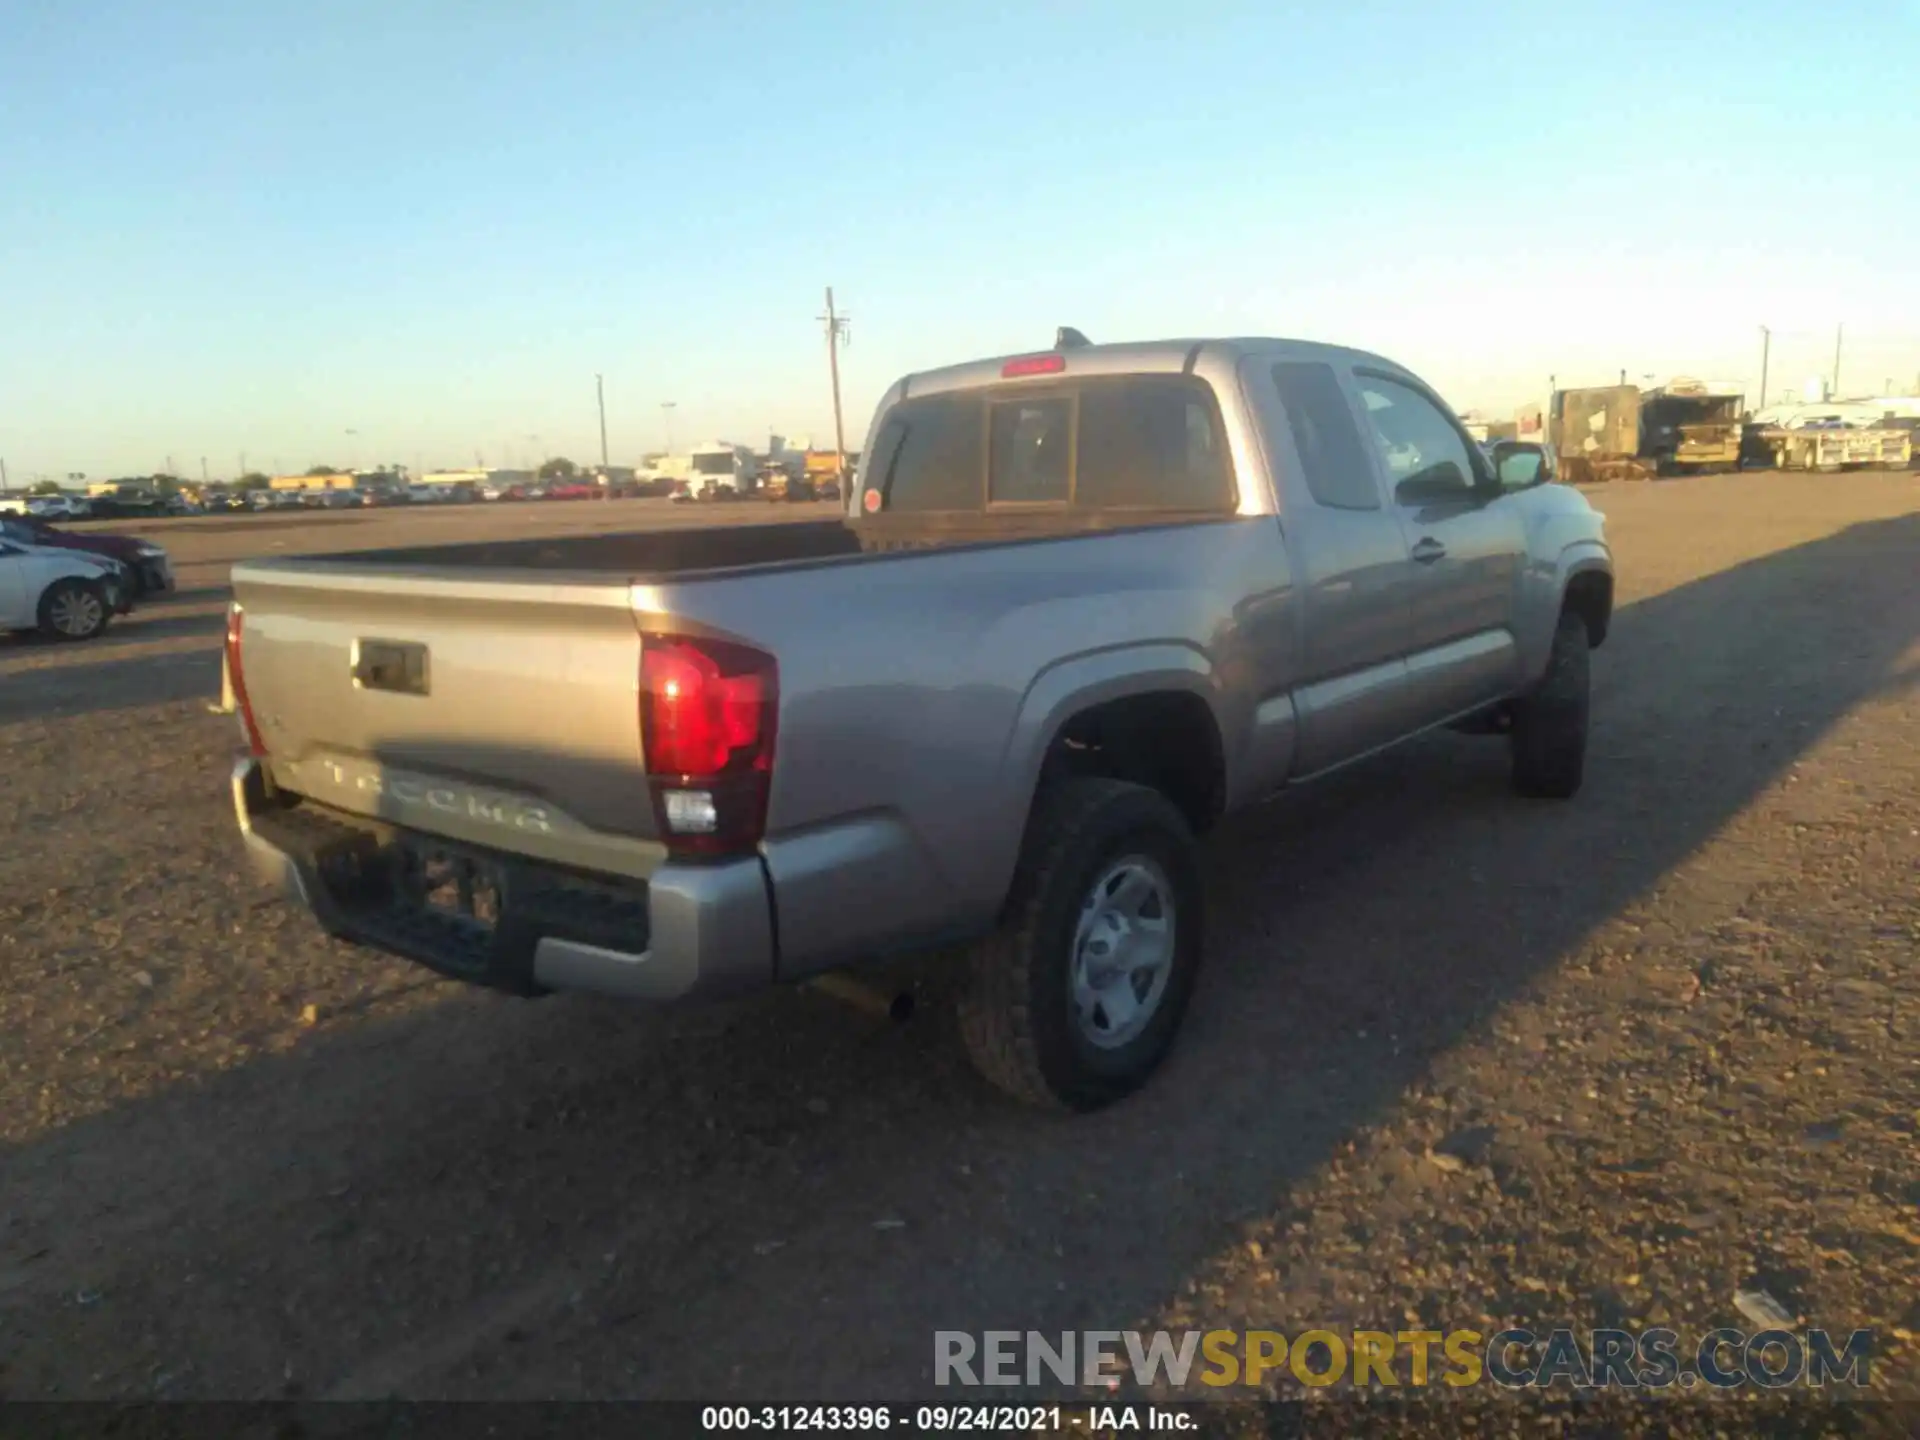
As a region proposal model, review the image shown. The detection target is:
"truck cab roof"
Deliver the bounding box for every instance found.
[896,336,1415,401]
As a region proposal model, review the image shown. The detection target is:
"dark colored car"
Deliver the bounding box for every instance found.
[84,492,167,520]
[0,514,174,597]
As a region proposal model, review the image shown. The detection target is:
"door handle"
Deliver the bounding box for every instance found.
[1411,538,1447,564]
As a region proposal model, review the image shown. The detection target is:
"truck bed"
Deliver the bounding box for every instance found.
[339,518,863,577]
[227,508,1250,873]
[307,510,1238,581]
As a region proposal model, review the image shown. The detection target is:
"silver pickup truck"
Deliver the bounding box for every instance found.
[227,335,1612,1109]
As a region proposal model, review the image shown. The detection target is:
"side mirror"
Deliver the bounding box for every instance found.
[1393,460,1473,505]
[1491,444,1551,490]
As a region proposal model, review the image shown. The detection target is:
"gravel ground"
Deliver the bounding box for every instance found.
[0,477,1914,1424]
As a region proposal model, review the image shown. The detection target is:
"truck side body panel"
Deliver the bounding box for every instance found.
[635,517,1297,969]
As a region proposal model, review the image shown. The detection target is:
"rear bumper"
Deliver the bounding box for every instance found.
[231,758,775,1002]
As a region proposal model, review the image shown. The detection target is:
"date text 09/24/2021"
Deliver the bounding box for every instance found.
[700,1407,1192,1432]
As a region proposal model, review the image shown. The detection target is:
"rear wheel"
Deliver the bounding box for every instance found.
[1510,610,1590,798]
[38,578,111,641]
[958,778,1203,1110]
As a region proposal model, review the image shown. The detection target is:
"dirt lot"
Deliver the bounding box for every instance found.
[1,478,1915,1415]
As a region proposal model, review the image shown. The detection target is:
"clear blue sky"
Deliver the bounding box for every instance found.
[2,0,1915,481]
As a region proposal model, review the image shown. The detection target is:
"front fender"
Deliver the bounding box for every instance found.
[1518,539,1613,679]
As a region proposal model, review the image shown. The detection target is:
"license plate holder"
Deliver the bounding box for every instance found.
[393,842,504,932]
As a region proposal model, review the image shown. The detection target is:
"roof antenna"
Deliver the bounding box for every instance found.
[1055,326,1092,350]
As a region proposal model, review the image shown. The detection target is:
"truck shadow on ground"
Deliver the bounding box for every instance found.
[0,604,227,723]
[0,513,1914,1402]
[109,609,227,647]
[0,646,221,725]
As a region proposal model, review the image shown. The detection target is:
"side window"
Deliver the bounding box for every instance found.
[876,394,984,511]
[1076,377,1233,511]
[989,397,1071,504]
[1354,375,1479,503]
[1270,362,1381,510]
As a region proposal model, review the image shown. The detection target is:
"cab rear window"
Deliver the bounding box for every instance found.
[868,377,1233,514]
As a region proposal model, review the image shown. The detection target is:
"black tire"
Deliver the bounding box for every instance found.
[1510,610,1590,798]
[958,778,1203,1111]
[37,578,111,642]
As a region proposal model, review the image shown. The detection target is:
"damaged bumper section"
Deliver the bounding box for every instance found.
[231,758,775,1002]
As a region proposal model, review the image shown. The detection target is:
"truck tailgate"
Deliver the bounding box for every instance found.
[232,563,665,875]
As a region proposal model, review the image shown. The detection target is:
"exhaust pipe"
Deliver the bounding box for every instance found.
[806,972,915,1023]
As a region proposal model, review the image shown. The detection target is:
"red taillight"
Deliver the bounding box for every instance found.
[639,635,778,857]
[1001,353,1066,378]
[225,602,268,757]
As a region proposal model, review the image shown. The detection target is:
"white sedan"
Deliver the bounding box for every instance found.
[26,495,93,519]
[0,540,127,640]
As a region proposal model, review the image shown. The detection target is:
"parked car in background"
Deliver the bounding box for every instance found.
[544,481,600,501]
[28,495,94,519]
[1,538,128,640]
[86,492,168,520]
[762,474,819,502]
[0,514,173,597]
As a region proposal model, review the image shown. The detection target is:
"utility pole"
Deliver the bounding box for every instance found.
[819,286,851,479]
[1758,326,1771,409]
[199,457,209,484]
[239,452,248,479]
[0,456,9,494]
[661,401,677,455]
[596,373,610,469]
[1831,323,1843,398]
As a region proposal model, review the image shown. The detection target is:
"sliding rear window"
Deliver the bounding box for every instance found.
[870,376,1234,514]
